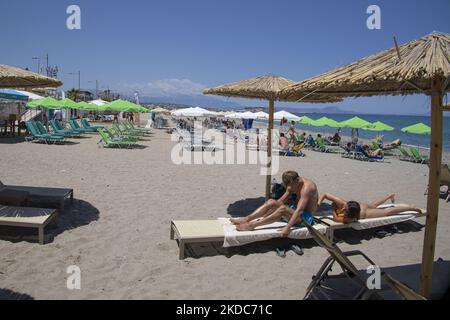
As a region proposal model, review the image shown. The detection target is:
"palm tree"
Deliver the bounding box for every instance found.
[66,88,81,102]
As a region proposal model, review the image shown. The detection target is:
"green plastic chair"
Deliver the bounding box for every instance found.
[125,120,151,134]
[410,147,429,164]
[26,121,64,144]
[49,120,80,137]
[35,121,65,139]
[69,120,91,133]
[315,137,331,153]
[97,128,136,148]
[81,118,104,131]
[398,146,415,162]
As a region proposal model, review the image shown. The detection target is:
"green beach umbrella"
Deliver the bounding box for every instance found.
[75,101,98,111]
[401,123,431,135]
[339,116,372,129]
[362,121,394,132]
[59,98,79,109]
[311,116,341,128]
[27,97,62,110]
[297,115,315,125]
[104,99,149,113]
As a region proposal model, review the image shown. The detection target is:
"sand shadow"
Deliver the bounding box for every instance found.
[0,288,34,300]
[0,199,99,245]
[227,197,266,218]
[306,260,450,300]
[333,220,424,245]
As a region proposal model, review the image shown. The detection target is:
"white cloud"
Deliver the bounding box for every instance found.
[121,79,206,97]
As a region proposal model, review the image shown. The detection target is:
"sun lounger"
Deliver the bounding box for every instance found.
[382,272,427,300]
[317,204,425,240]
[410,147,429,164]
[398,146,416,162]
[68,120,92,133]
[0,205,58,244]
[0,181,73,213]
[49,120,81,137]
[81,118,104,131]
[97,128,137,148]
[302,218,393,300]
[170,218,329,259]
[25,121,65,144]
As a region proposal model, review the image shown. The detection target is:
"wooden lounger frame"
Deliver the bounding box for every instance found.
[0,206,58,244]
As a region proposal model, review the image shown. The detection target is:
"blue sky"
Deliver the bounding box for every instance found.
[0,0,449,114]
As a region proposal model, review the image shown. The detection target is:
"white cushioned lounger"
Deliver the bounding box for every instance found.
[170,218,329,260]
[318,204,426,239]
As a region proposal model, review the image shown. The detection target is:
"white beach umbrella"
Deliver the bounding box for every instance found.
[171,107,217,117]
[89,99,108,106]
[273,110,300,121]
[253,111,269,119]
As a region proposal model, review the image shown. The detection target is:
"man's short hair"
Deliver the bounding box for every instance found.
[346,201,361,220]
[282,171,299,186]
[280,133,285,137]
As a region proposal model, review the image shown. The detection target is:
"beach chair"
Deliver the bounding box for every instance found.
[69,119,92,133]
[35,121,67,140]
[125,120,152,134]
[0,205,58,244]
[398,146,415,162]
[355,145,384,162]
[105,127,139,143]
[49,120,81,137]
[302,219,388,300]
[170,218,330,260]
[0,180,74,213]
[25,121,65,144]
[81,118,104,131]
[175,128,215,152]
[97,128,137,148]
[314,137,331,153]
[382,272,427,300]
[410,147,429,164]
[318,204,426,243]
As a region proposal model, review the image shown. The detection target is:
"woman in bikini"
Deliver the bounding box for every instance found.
[318,193,422,224]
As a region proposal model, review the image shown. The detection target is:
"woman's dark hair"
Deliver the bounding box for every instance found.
[346,201,361,220]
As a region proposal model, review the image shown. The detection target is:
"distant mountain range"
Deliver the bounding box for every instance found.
[122,93,355,114]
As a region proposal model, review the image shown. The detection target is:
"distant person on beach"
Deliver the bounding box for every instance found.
[305,134,314,146]
[318,193,422,224]
[362,144,384,157]
[231,171,319,237]
[279,133,289,149]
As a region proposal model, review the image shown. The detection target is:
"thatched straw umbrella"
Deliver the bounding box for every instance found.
[204,75,342,200]
[280,32,450,298]
[0,64,62,89]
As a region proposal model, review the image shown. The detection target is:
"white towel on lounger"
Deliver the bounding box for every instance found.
[217,218,328,248]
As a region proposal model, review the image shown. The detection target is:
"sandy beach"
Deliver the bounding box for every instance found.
[0,127,449,300]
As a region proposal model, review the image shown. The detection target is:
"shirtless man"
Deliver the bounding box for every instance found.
[230,171,319,237]
[318,192,422,224]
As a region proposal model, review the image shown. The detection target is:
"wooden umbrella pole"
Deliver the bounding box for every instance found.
[265,99,275,200]
[420,77,443,298]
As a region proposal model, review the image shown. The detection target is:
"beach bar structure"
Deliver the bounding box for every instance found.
[280,32,450,298]
[204,76,341,200]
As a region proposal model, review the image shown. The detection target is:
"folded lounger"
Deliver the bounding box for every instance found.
[0,205,58,244]
[0,181,73,213]
[318,204,426,240]
[170,218,329,260]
